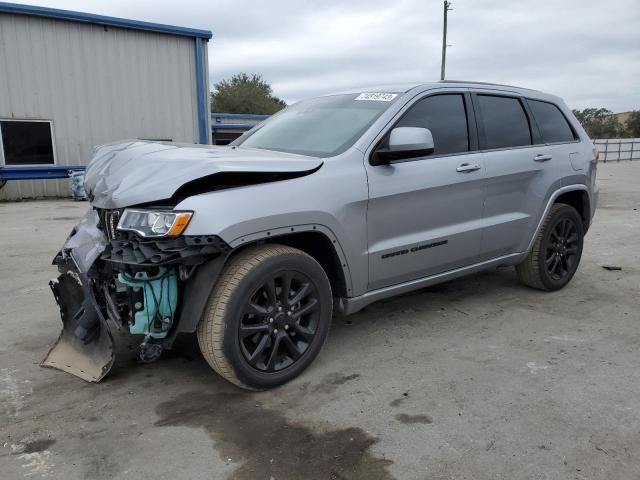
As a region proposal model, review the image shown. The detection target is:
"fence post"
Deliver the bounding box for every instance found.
[617,139,622,162]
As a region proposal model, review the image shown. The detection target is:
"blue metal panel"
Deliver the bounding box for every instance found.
[194,37,208,144]
[0,165,85,182]
[211,113,270,121]
[0,2,212,39]
[211,113,270,133]
[212,123,259,131]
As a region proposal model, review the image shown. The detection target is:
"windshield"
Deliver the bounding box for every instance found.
[232,93,400,157]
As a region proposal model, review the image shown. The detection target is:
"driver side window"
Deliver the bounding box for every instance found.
[396,94,469,156]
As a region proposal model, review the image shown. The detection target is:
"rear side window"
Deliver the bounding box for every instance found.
[477,95,531,149]
[396,94,469,155]
[528,99,576,144]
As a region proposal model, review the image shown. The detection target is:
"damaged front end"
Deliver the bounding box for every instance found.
[43,208,230,382]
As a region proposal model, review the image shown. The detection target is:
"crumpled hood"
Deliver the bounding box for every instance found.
[84,141,323,209]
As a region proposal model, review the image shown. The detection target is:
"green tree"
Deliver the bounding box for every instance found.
[623,111,640,138]
[210,73,287,114]
[572,108,621,139]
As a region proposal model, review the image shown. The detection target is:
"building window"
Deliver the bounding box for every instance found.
[0,120,55,166]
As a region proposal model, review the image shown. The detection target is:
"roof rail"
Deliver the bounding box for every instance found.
[438,80,540,92]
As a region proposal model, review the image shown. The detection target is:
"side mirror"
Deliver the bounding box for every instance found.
[371,127,435,165]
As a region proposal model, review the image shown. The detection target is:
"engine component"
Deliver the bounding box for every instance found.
[139,338,163,363]
[118,268,178,338]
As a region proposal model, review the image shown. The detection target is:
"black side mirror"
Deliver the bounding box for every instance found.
[371,127,435,165]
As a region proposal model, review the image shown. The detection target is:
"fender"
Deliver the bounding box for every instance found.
[228,223,354,297]
[172,224,353,336]
[525,184,589,254]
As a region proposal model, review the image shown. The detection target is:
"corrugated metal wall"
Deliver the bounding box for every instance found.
[0,12,207,200]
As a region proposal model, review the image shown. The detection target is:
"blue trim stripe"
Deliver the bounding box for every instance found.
[194,37,208,144]
[212,123,258,130]
[0,165,84,181]
[0,2,212,39]
[211,113,270,121]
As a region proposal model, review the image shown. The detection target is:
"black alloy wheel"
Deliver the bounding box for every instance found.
[544,217,580,281]
[239,271,320,373]
[197,244,332,390]
[516,203,584,291]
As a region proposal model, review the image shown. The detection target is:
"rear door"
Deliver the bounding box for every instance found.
[472,92,555,259]
[365,91,486,291]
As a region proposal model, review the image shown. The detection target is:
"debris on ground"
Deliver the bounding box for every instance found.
[601,265,622,271]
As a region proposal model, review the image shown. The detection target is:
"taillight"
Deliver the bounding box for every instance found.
[592,147,600,164]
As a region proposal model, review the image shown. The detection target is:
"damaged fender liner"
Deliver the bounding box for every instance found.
[101,231,231,266]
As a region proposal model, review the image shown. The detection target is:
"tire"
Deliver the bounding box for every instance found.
[516,203,584,291]
[197,244,332,390]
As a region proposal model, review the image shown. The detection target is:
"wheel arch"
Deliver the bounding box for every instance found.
[526,185,590,254]
[228,225,353,299]
[554,189,591,232]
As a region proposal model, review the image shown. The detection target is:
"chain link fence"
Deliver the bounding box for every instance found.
[593,138,640,162]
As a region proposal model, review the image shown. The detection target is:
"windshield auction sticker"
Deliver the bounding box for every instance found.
[355,93,398,101]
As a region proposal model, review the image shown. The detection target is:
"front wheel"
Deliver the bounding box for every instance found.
[516,203,584,291]
[197,244,332,390]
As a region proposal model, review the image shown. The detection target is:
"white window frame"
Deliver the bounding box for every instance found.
[0,118,58,167]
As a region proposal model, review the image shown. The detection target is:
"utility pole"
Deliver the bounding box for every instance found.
[440,1,453,80]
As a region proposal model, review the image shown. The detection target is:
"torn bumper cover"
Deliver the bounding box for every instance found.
[42,209,113,382]
[42,208,230,383]
[44,270,115,382]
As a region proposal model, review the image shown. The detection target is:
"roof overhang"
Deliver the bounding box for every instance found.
[0,1,212,39]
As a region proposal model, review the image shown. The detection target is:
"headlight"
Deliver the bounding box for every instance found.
[117,209,193,238]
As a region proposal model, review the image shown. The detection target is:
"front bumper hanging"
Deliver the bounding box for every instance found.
[43,270,115,382]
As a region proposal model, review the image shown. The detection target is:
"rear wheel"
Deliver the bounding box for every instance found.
[197,244,332,390]
[516,203,584,291]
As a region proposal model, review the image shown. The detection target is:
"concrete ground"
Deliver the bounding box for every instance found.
[1,162,639,480]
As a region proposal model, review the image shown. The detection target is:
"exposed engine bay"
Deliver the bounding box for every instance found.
[43,207,231,381]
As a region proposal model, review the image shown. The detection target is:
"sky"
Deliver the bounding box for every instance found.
[10,0,640,112]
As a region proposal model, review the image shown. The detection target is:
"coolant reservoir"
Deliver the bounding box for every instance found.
[118,268,178,338]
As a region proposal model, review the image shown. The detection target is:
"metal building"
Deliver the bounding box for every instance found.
[0,2,212,200]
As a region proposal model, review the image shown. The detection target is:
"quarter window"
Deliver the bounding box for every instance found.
[0,120,55,166]
[528,99,576,144]
[477,95,532,149]
[396,94,469,155]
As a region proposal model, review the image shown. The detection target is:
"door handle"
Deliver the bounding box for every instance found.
[456,163,481,173]
[534,154,553,162]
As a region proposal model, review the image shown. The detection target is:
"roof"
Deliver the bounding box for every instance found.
[326,80,554,100]
[0,1,212,39]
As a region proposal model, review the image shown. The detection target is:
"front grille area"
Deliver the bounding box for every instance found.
[96,209,123,241]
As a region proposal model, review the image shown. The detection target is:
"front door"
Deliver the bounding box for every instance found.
[365,92,486,291]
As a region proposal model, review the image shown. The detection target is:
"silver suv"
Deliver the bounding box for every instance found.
[45,81,598,390]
